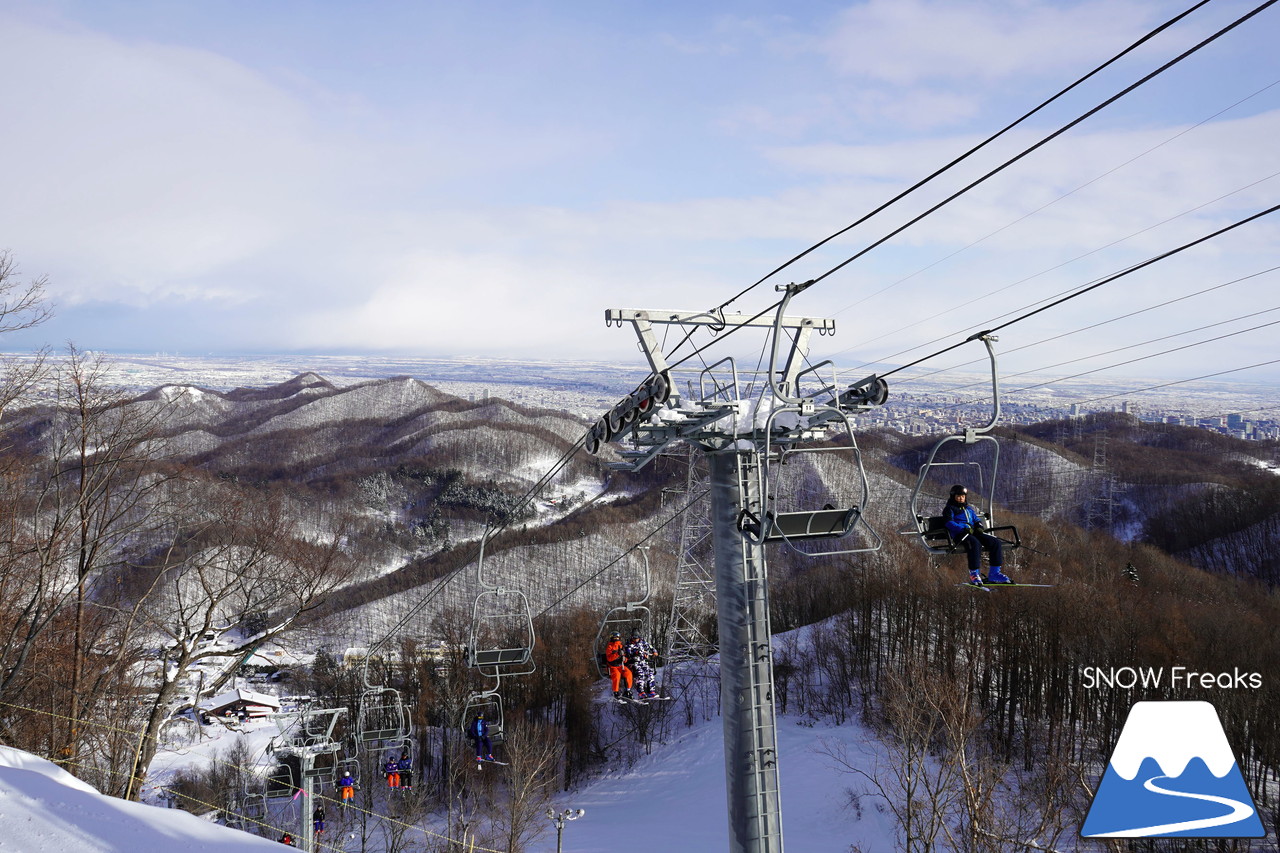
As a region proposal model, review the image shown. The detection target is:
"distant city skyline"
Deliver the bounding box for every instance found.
[33,351,1278,436]
[3,1,1278,385]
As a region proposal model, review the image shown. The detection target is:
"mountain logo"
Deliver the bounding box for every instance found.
[1081,700,1264,838]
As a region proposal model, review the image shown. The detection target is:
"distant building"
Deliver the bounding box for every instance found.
[200,688,281,719]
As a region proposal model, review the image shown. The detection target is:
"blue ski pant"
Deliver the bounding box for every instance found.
[958,530,1004,571]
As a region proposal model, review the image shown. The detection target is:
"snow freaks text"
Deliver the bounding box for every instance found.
[1081,666,1263,690]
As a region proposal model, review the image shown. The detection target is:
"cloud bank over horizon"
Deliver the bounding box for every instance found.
[3,1,1278,386]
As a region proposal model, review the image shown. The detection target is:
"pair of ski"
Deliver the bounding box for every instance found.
[960,581,1053,593]
[475,757,507,768]
[614,694,672,706]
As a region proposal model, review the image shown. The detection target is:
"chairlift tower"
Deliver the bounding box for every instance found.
[592,286,888,853]
[268,706,345,853]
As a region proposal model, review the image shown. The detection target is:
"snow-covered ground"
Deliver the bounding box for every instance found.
[0,706,897,853]
[556,713,897,853]
[0,744,285,851]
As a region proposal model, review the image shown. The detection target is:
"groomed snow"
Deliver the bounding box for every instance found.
[540,711,899,852]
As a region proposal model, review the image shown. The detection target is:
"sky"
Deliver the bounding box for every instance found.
[2,0,1279,387]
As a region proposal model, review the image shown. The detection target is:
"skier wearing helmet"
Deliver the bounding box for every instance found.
[603,631,633,700]
[625,632,659,699]
[943,484,1011,585]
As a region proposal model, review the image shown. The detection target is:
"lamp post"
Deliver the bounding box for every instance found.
[546,807,585,853]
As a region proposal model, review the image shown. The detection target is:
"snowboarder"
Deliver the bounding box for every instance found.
[397,750,413,790]
[602,631,634,700]
[943,485,1010,585]
[313,804,325,836]
[625,633,659,698]
[384,755,401,789]
[467,713,494,761]
[279,832,295,846]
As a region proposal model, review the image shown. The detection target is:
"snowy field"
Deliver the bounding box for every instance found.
[0,705,899,853]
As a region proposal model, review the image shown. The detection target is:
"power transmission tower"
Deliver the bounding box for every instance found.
[1088,431,1117,530]
[666,447,717,668]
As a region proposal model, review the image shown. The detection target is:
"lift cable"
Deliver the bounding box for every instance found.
[891,266,1280,388]
[875,201,1280,381]
[659,0,1275,376]
[826,97,1280,355]
[1006,316,1280,394]
[714,0,1219,314]
[798,0,1278,296]
[533,484,705,620]
[923,309,1280,415]
[1073,357,1280,406]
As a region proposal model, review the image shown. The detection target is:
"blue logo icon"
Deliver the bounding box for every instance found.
[1082,700,1264,838]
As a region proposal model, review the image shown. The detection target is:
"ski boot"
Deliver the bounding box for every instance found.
[986,567,1012,584]
[969,569,984,586]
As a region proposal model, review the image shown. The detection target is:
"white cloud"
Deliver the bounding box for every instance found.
[818,0,1153,85]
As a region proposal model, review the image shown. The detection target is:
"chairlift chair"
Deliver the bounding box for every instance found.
[592,549,654,679]
[906,334,1021,556]
[466,529,536,676]
[239,789,267,825]
[735,293,885,556]
[461,690,506,746]
[356,686,409,747]
[738,403,882,556]
[467,588,536,675]
[336,756,361,785]
[593,605,652,679]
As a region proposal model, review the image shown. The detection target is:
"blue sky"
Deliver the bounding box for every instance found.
[2,0,1278,385]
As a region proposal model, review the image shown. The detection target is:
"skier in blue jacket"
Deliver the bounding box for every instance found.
[467,713,494,761]
[943,485,1010,585]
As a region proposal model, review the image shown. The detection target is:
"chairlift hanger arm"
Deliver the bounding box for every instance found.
[969,333,1002,434]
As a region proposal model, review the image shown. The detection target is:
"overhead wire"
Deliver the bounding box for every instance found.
[1073,357,1280,406]
[923,308,1280,414]
[660,0,1277,378]
[875,201,1280,380]
[1006,314,1280,394]
[827,96,1280,361]
[801,0,1278,294]
[893,265,1280,387]
[712,0,1219,313]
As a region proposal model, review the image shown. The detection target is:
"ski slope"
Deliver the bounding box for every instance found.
[555,713,899,852]
[1,708,899,852]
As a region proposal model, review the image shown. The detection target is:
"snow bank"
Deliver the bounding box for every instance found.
[0,744,282,852]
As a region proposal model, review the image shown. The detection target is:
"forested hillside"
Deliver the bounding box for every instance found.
[3,363,1278,850]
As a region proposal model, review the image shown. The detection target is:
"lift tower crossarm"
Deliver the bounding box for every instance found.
[604,308,835,332]
[605,307,835,388]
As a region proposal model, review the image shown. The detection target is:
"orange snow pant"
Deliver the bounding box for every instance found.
[609,664,633,692]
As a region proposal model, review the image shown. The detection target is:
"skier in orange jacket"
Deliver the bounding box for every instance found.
[603,631,634,700]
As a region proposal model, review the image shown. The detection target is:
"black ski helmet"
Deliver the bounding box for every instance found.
[949,484,968,497]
